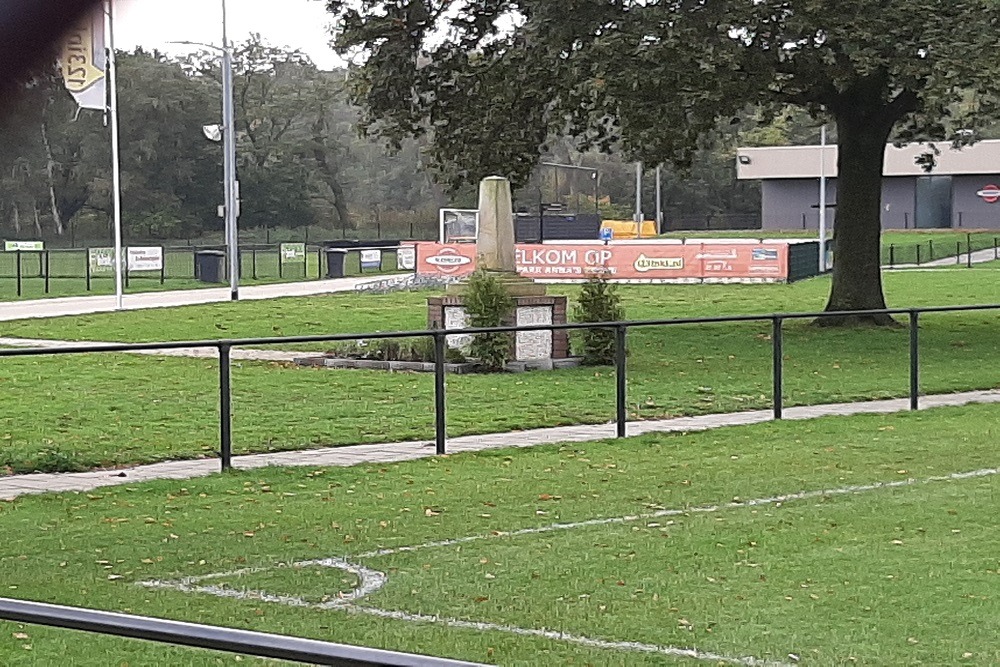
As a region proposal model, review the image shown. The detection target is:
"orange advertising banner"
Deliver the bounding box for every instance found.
[414,242,789,281]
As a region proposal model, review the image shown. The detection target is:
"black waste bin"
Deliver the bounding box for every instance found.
[195,250,226,283]
[325,248,348,279]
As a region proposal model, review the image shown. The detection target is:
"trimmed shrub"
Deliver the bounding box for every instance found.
[573,273,624,365]
[464,270,514,372]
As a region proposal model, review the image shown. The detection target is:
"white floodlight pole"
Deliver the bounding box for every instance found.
[221,0,239,300]
[655,164,663,235]
[106,1,124,310]
[819,125,828,273]
[634,162,643,237]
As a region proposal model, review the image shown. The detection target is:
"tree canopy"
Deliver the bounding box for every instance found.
[329,0,1000,320]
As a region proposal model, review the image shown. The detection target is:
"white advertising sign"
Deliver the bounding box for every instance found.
[397,246,416,271]
[360,249,382,269]
[127,246,163,272]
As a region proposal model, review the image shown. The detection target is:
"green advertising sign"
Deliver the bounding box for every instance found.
[280,243,306,263]
[88,247,116,273]
[4,240,44,252]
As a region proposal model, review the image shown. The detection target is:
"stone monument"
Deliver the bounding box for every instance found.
[427,176,570,367]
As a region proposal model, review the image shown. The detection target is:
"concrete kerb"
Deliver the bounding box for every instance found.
[2,388,1000,502]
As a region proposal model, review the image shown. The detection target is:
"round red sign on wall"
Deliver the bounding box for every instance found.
[977,185,1000,204]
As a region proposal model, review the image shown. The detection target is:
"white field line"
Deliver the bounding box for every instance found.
[355,466,1000,559]
[347,605,788,667]
[137,466,999,666]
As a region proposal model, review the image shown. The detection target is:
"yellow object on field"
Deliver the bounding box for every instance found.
[601,220,659,240]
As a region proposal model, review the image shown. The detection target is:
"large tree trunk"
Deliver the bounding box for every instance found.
[820,99,898,326]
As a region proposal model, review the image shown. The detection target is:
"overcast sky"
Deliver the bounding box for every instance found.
[114,0,343,70]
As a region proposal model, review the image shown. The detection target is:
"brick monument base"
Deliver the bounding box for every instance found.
[427,295,569,361]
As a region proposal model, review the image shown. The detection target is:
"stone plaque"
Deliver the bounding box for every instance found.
[515,306,552,361]
[444,306,472,352]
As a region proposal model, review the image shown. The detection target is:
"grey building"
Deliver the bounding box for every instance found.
[736,140,1000,230]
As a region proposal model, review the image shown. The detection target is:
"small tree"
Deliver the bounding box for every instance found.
[464,270,514,372]
[573,272,624,366]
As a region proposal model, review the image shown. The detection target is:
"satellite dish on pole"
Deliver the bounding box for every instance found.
[202,124,222,142]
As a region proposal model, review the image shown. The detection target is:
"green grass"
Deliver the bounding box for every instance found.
[2,271,1000,473]
[659,229,1000,265]
[1,404,998,665]
[0,248,404,301]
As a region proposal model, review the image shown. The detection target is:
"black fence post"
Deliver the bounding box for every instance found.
[15,250,21,297]
[956,241,961,265]
[915,245,921,266]
[44,251,50,294]
[889,244,895,267]
[909,311,919,411]
[433,331,447,455]
[615,325,627,438]
[967,233,973,268]
[251,247,257,281]
[85,248,91,292]
[278,247,283,278]
[772,316,783,420]
[159,258,165,285]
[317,247,323,280]
[928,240,934,261]
[219,343,233,471]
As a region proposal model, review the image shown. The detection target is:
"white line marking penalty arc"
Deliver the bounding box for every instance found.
[137,466,999,666]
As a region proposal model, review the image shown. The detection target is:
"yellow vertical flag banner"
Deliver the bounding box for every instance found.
[59,7,107,110]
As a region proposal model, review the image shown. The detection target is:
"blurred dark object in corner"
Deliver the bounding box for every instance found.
[0,0,101,111]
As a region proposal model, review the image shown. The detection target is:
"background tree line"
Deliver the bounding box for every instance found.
[0,35,833,246]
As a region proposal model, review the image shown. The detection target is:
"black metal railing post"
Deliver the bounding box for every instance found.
[967,233,973,268]
[44,250,50,294]
[433,331,447,455]
[615,325,627,438]
[252,246,258,280]
[915,245,921,266]
[909,311,919,410]
[889,244,895,267]
[928,239,934,261]
[85,248,91,292]
[772,316,784,420]
[15,250,22,296]
[956,241,961,265]
[218,343,233,471]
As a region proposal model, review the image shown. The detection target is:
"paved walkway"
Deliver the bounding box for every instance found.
[888,246,998,270]
[0,276,384,322]
[2,388,999,501]
[0,336,305,362]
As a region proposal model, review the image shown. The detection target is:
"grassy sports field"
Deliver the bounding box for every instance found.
[0,403,997,665]
[0,247,403,301]
[1,270,999,474]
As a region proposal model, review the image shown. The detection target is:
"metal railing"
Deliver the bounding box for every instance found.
[883,233,1000,268]
[0,598,483,666]
[0,243,414,296]
[2,303,1000,470]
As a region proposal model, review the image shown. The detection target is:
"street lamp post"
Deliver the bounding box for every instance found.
[220,0,238,301]
[169,0,239,301]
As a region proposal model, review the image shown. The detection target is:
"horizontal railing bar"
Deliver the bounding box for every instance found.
[2,303,999,359]
[0,598,484,667]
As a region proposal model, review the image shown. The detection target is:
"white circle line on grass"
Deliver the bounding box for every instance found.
[136,466,999,666]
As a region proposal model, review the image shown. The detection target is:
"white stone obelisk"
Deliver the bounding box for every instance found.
[476,176,517,272]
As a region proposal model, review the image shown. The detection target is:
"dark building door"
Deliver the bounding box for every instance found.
[915,176,953,228]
